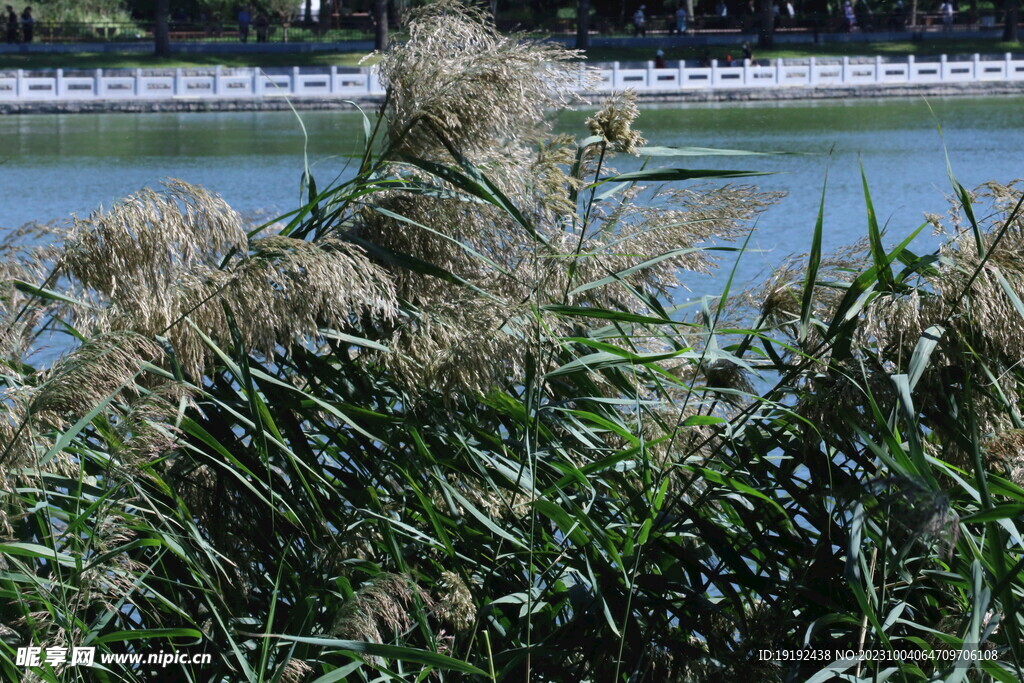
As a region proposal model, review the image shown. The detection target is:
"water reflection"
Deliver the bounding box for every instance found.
[2,98,1022,290]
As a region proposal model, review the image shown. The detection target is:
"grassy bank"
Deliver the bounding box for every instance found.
[583,37,1024,62]
[0,50,375,70]
[0,36,1020,70]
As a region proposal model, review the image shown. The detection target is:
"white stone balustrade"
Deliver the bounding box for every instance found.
[0,54,1022,102]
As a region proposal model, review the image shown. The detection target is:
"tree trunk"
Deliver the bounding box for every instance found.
[319,0,332,32]
[759,0,774,47]
[374,0,388,51]
[304,0,312,24]
[1004,0,1019,40]
[575,0,590,49]
[686,0,695,29]
[154,0,170,57]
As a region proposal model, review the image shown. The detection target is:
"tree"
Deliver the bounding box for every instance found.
[374,0,388,50]
[759,0,775,47]
[263,0,297,39]
[154,0,169,57]
[318,0,332,33]
[1004,0,1019,41]
[575,0,590,49]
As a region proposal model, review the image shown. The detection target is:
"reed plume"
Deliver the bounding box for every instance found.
[332,573,431,644]
[64,182,397,377]
[356,13,778,397]
[377,0,583,161]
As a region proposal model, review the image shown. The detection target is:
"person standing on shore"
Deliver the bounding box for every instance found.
[255,11,269,42]
[939,0,954,30]
[237,5,252,43]
[5,5,17,43]
[19,6,31,43]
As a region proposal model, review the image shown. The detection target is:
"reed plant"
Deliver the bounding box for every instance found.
[2,2,1024,681]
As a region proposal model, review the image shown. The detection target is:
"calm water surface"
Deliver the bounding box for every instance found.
[2,98,1022,287]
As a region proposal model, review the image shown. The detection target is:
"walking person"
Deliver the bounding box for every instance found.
[675,5,687,33]
[5,5,17,43]
[892,0,908,29]
[842,0,856,31]
[19,5,31,43]
[633,5,646,36]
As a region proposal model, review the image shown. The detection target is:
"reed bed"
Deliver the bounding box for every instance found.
[1,2,1023,680]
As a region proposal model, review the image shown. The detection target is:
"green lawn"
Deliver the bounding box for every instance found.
[582,37,1024,62]
[0,36,1020,70]
[0,50,377,70]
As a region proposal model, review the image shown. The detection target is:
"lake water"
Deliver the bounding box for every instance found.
[2,97,1022,290]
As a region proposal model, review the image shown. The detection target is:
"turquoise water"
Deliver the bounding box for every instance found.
[2,98,1022,286]
[614,98,1024,283]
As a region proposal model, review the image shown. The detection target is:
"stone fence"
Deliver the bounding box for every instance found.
[1,54,1023,102]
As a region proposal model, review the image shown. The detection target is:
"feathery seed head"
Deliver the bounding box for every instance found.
[29,331,162,419]
[333,573,431,644]
[65,180,247,298]
[280,659,313,683]
[378,0,584,161]
[71,186,399,377]
[586,91,645,155]
[433,571,476,631]
[383,295,531,396]
[225,236,398,359]
[985,429,1024,486]
[702,358,754,404]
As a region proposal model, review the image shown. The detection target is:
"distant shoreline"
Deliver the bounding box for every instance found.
[620,79,1024,104]
[2,79,1023,114]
